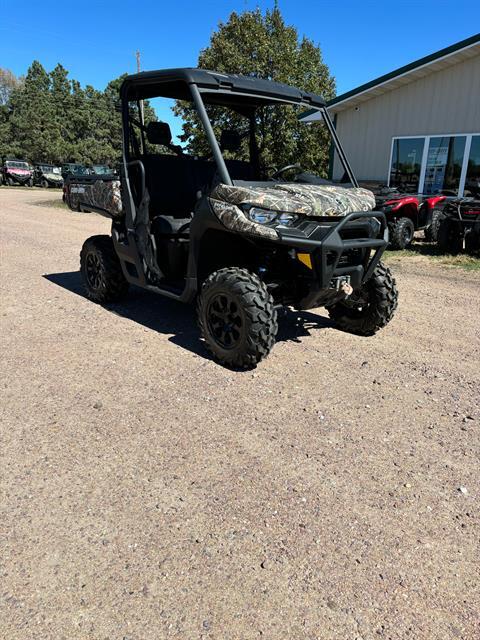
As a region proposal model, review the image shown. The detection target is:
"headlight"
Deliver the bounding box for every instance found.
[247,207,298,226]
[248,207,277,224]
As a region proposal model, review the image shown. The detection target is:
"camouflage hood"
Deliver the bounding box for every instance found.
[209,182,376,241]
[212,183,375,217]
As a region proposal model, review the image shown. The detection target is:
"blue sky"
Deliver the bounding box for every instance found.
[1,0,477,96]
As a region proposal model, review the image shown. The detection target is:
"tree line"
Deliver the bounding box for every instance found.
[0,5,335,174]
[0,63,137,165]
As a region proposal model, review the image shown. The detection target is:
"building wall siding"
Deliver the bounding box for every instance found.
[333,54,480,181]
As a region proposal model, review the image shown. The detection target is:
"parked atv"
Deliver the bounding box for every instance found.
[0,159,34,187]
[34,163,64,188]
[373,186,445,249]
[66,68,398,368]
[436,198,480,256]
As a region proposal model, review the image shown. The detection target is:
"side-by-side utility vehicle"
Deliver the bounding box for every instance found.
[66,68,398,368]
[34,163,64,188]
[0,159,34,186]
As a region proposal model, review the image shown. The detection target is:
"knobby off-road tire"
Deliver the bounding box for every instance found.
[41,178,49,189]
[389,217,415,250]
[424,208,444,243]
[80,235,129,303]
[437,218,463,254]
[327,262,398,336]
[197,267,278,369]
[464,229,480,256]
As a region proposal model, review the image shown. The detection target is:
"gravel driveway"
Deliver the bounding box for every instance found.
[1,188,479,639]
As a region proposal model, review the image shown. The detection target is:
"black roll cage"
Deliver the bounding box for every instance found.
[119,68,358,210]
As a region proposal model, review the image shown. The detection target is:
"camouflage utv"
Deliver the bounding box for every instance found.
[68,68,398,368]
[33,163,63,188]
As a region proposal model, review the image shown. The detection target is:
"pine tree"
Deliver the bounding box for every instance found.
[9,61,55,161]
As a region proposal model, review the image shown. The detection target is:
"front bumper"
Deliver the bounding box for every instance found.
[8,173,32,184]
[275,211,388,309]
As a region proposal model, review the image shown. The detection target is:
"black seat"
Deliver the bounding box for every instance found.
[140,122,256,221]
[151,215,191,236]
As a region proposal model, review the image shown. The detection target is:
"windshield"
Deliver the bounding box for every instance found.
[6,161,29,169]
[92,165,111,175]
[64,164,89,175]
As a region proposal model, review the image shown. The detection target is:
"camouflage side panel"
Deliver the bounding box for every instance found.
[210,198,278,241]
[212,183,375,217]
[68,179,123,218]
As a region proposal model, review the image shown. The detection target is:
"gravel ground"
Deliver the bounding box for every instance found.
[1,187,479,640]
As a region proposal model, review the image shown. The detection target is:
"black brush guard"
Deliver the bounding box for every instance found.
[276,211,388,309]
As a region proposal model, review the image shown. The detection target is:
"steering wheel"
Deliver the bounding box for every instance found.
[271,163,303,181]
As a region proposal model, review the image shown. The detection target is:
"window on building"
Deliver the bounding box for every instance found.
[389,133,480,197]
[423,136,466,196]
[389,138,425,193]
[465,135,480,198]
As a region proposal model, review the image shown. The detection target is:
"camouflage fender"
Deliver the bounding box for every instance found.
[211,183,375,218]
[210,198,278,240]
[68,179,124,218]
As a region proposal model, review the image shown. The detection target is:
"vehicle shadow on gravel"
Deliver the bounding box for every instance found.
[44,271,333,360]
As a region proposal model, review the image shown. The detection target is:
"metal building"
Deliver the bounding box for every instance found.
[301,34,480,198]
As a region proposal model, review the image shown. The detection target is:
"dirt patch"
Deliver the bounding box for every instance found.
[1,187,479,640]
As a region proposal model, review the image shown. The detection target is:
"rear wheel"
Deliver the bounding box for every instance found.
[389,217,415,250]
[327,262,398,336]
[41,178,49,189]
[424,209,444,243]
[437,218,463,254]
[80,235,129,302]
[197,267,278,369]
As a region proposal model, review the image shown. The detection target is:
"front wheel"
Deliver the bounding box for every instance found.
[80,235,129,302]
[389,217,415,250]
[437,218,463,254]
[197,267,278,369]
[41,178,49,189]
[327,262,398,336]
[464,229,480,256]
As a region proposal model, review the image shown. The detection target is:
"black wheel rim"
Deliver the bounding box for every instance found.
[206,293,243,349]
[85,252,103,290]
[340,287,371,315]
[403,225,413,244]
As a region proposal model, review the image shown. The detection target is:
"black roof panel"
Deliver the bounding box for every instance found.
[120,68,325,108]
